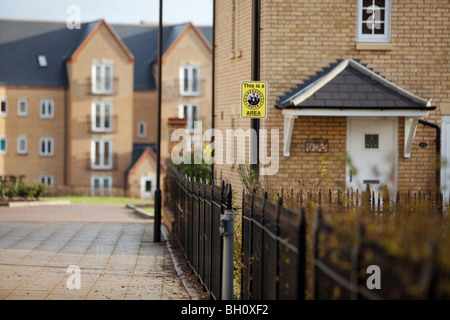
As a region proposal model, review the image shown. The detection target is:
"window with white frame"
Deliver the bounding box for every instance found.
[92,63,113,94]
[178,103,199,132]
[39,175,53,186]
[91,176,112,196]
[39,137,53,156]
[1,99,8,116]
[18,99,28,116]
[91,139,112,169]
[40,99,54,118]
[179,65,200,96]
[0,137,7,154]
[92,101,113,132]
[17,137,27,154]
[137,121,147,138]
[357,0,391,42]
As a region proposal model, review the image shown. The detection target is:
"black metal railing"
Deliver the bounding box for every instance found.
[168,165,232,300]
[241,190,306,300]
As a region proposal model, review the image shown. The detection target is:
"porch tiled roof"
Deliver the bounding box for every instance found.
[276,59,434,110]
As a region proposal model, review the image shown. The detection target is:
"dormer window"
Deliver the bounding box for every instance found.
[37,55,48,68]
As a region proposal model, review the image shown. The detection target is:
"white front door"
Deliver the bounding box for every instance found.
[140,176,154,200]
[442,116,450,200]
[346,117,398,199]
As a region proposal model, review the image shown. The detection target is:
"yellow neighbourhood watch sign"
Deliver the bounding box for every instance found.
[241,81,267,119]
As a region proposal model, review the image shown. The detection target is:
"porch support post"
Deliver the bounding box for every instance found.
[283,113,297,157]
[404,117,419,158]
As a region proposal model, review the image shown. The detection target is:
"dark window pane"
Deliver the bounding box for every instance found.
[192,68,198,92]
[95,104,101,128]
[95,142,100,165]
[145,180,152,192]
[104,66,111,91]
[362,22,373,34]
[374,0,385,8]
[184,68,189,92]
[374,22,385,34]
[104,142,110,165]
[362,10,373,22]
[1,101,6,112]
[365,134,379,149]
[363,0,373,7]
[104,105,111,128]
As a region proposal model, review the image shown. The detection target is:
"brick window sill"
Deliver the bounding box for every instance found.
[356,42,392,51]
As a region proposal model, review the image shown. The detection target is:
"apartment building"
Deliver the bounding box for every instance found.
[0,19,212,198]
[213,0,450,198]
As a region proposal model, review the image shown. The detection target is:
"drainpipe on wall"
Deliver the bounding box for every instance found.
[418,119,441,192]
[211,0,215,182]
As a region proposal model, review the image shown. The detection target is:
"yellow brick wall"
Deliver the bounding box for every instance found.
[0,86,66,185]
[160,25,213,164]
[66,23,134,193]
[214,0,449,195]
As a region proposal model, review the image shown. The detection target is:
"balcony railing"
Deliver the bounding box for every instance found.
[86,153,119,171]
[163,79,207,100]
[86,115,118,134]
[86,77,119,96]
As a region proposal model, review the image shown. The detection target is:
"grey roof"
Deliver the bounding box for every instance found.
[0,19,212,90]
[0,20,82,87]
[276,59,434,110]
[126,143,157,172]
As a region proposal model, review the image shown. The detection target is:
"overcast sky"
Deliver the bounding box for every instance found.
[0,0,213,25]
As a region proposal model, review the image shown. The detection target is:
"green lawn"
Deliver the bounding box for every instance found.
[41,196,153,205]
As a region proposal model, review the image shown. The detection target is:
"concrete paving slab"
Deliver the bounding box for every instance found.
[0,204,205,300]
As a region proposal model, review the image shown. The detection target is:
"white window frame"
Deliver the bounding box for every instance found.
[179,65,200,96]
[18,99,28,116]
[1,99,8,116]
[91,138,113,169]
[17,137,27,154]
[39,175,53,186]
[178,103,200,132]
[91,176,112,196]
[91,101,113,132]
[356,0,391,43]
[137,120,147,138]
[0,137,7,154]
[40,99,54,118]
[92,63,114,94]
[39,137,54,156]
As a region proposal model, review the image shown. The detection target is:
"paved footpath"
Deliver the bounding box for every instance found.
[0,204,202,300]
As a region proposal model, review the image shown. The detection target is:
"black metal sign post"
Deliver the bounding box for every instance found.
[154,0,163,243]
[251,0,261,176]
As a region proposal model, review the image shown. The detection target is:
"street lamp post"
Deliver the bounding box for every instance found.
[154,0,163,243]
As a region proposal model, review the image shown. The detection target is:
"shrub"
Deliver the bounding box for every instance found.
[4,184,17,200]
[33,183,47,200]
[17,181,35,200]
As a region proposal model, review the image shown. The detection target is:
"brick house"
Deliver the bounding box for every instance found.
[213,0,450,199]
[0,19,211,198]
